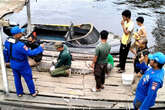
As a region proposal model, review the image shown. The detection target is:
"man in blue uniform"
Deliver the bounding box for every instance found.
[134,52,165,110]
[3,26,44,97]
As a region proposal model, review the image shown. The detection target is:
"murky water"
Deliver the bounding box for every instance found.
[4,0,165,53]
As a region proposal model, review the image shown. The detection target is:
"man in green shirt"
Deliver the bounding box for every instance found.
[49,42,72,77]
[91,30,111,92]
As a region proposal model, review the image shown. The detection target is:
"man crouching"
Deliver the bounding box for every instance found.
[49,42,72,77]
[91,30,111,92]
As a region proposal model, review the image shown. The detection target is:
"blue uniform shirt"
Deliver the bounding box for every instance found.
[4,38,43,70]
[135,62,164,110]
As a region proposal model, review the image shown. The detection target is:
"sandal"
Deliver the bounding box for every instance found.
[91,88,101,92]
[31,90,39,97]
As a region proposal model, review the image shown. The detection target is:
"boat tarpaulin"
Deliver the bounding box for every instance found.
[0,0,26,19]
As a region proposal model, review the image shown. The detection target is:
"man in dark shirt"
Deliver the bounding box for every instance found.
[25,32,43,66]
[91,30,111,92]
[49,42,72,77]
[134,38,149,75]
[131,38,149,93]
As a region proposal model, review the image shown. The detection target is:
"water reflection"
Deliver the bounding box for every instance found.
[116,0,165,53]
[4,0,165,53]
[125,0,165,8]
[152,15,165,53]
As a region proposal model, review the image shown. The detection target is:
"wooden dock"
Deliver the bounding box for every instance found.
[0,56,165,109]
[1,0,164,109]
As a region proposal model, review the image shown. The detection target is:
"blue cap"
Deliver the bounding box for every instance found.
[148,52,165,64]
[10,26,25,35]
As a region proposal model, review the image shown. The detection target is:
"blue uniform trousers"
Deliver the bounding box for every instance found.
[12,67,35,95]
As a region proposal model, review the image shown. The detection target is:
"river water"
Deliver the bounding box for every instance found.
[4,0,165,54]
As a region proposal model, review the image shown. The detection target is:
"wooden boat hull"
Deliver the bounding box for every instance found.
[3,23,100,48]
[33,24,100,48]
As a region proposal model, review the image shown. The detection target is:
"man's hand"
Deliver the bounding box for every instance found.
[121,20,124,26]
[92,56,97,72]
[91,63,95,73]
[40,44,44,48]
[23,45,28,51]
[135,33,139,39]
[137,72,142,78]
[139,53,144,63]
[52,59,56,66]
[133,55,136,60]
[91,63,95,69]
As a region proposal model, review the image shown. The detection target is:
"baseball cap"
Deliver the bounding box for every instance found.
[10,26,25,35]
[148,52,165,64]
[54,41,63,49]
[27,32,37,39]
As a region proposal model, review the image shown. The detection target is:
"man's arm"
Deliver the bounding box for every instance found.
[139,27,147,38]
[91,46,99,69]
[121,20,130,35]
[91,56,98,69]
[130,47,137,55]
[136,54,149,73]
[136,62,149,73]
[121,20,134,35]
[3,41,10,62]
[20,43,44,56]
[122,25,130,35]
[55,54,67,68]
[144,55,149,65]
[140,81,160,110]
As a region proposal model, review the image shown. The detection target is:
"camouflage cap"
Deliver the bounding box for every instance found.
[54,41,63,48]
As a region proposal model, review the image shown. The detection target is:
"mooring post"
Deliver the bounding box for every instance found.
[0,26,9,95]
[26,0,32,34]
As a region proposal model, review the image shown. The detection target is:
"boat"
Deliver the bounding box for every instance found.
[35,24,100,47]
[3,23,100,48]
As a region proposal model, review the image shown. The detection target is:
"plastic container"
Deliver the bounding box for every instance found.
[122,73,134,85]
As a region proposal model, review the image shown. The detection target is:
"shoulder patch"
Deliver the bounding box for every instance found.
[8,38,16,43]
[152,82,158,90]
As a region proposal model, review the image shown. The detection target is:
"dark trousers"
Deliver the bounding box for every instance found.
[119,42,131,70]
[94,64,107,89]
[134,57,140,73]
[133,98,142,110]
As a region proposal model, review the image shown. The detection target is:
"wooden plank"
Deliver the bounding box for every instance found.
[43,50,133,62]
[4,93,117,109]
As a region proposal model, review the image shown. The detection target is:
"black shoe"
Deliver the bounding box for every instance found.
[115,64,120,68]
[117,69,125,73]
